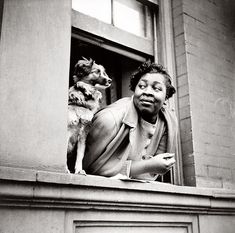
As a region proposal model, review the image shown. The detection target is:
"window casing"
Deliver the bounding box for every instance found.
[71,0,158,61]
[70,0,183,185]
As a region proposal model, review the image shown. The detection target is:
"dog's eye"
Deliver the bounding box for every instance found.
[92,69,100,74]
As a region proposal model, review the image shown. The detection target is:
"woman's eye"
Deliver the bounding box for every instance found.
[138,84,146,89]
[153,86,162,91]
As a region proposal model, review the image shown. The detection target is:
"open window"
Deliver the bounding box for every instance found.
[70,0,156,103]
[70,35,143,107]
[70,0,182,184]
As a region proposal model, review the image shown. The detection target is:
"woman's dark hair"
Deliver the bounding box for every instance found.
[130,61,176,99]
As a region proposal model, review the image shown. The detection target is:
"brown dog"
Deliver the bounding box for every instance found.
[67,58,111,174]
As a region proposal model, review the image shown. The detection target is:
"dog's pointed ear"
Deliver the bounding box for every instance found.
[88,57,92,62]
[73,57,95,80]
[82,56,89,61]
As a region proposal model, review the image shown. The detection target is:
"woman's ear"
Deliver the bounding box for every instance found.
[165,86,176,100]
[163,98,169,107]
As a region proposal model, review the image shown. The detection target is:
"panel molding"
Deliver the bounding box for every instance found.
[74,220,195,233]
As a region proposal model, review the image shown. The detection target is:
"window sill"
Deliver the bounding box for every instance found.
[0,166,235,213]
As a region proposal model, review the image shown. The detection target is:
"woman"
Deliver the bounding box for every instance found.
[83,61,177,180]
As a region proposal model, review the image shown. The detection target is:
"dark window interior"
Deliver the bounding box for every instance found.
[69,35,171,183]
[70,36,143,107]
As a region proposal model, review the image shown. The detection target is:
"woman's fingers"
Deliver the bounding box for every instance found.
[162,153,175,159]
[166,157,176,168]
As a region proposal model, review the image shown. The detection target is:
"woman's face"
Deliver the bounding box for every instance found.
[133,73,167,123]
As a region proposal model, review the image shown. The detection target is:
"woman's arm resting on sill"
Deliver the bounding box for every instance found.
[130,153,175,178]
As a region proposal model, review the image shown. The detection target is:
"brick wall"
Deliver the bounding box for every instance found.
[172,0,235,188]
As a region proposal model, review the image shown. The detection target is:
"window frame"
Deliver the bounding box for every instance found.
[71,0,183,185]
[71,10,154,57]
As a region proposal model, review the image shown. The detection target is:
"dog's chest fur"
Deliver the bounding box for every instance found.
[68,83,102,126]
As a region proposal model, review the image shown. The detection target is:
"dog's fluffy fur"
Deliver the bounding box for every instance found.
[67,58,111,174]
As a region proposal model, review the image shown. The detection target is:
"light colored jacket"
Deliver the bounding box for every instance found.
[83,97,178,177]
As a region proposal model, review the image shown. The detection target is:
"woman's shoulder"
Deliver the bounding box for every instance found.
[106,97,132,110]
[97,97,131,118]
[93,97,132,129]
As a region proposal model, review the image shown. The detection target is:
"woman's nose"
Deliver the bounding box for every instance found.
[143,86,154,95]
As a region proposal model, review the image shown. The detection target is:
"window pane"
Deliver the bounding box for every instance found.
[72,0,112,24]
[113,0,146,37]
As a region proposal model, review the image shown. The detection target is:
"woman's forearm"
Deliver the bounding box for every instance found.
[129,160,148,177]
[130,153,175,178]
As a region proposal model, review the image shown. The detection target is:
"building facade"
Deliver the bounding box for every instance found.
[0,0,235,232]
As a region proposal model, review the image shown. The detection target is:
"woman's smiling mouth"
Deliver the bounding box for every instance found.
[140,97,154,103]
[139,98,155,106]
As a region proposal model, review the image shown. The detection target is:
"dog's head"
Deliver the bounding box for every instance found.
[73,57,112,88]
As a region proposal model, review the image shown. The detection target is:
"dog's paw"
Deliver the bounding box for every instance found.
[75,169,87,175]
[65,166,71,174]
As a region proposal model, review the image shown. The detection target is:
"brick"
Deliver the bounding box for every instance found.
[195,164,208,177]
[232,169,235,181]
[173,13,184,28]
[185,43,199,57]
[181,139,193,155]
[172,4,183,18]
[180,128,192,143]
[208,166,232,180]
[184,175,196,186]
[183,7,206,24]
[178,95,190,108]
[176,63,187,76]
[222,180,235,190]
[173,24,184,37]
[177,73,188,87]
[196,176,223,189]
[175,44,186,57]
[179,105,191,120]
[204,142,230,157]
[174,33,185,47]
[172,0,182,9]
[176,53,187,65]
[183,12,205,27]
[180,117,192,135]
[177,107,188,120]
[193,143,207,155]
[183,164,196,180]
[182,152,195,165]
[178,84,189,97]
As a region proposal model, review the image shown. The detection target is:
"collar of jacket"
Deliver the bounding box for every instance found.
[122,96,138,128]
[121,97,176,153]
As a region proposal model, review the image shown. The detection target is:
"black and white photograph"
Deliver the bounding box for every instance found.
[0,0,235,232]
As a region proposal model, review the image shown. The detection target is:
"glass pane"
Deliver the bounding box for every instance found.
[72,0,112,24]
[113,0,146,37]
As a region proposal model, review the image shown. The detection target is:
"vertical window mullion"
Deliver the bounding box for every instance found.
[144,6,148,38]
[153,11,159,63]
[111,0,114,26]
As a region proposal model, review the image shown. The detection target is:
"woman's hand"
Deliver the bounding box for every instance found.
[144,153,175,174]
[130,153,175,177]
